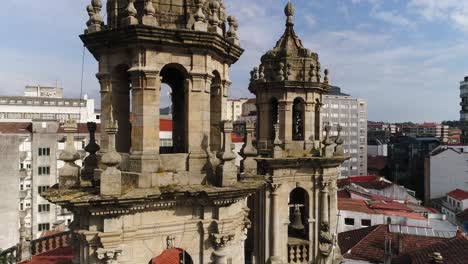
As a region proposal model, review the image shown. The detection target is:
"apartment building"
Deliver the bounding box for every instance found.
[323,87,368,177]
[460,76,468,144]
[401,123,449,143]
[226,98,248,121]
[0,85,100,123]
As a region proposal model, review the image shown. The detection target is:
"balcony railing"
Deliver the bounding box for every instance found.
[31,231,71,255]
[287,239,310,264]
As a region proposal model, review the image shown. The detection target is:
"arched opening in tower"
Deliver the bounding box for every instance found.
[292,97,305,141]
[269,97,279,142]
[210,71,222,153]
[112,64,132,153]
[160,64,188,154]
[288,187,309,240]
[315,98,321,141]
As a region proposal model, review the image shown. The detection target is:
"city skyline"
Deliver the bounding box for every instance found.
[1,0,468,123]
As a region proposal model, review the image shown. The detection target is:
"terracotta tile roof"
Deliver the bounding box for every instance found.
[338,225,379,254]
[19,246,74,264]
[339,225,446,263]
[395,234,468,264]
[151,248,183,264]
[338,198,374,214]
[337,189,350,198]
[0,122,32,134]
[368,200,412,211]
[447,189,468,201]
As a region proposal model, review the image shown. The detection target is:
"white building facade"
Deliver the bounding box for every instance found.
[0,85,99,123]
[226,98,248,121]
[323,87,368,177]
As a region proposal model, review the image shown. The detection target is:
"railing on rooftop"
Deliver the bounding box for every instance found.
[31,231,71,256]
[0,246,19,264]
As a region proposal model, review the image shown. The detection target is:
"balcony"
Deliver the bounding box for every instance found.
[19,189,29,199]
[287,238,310,264]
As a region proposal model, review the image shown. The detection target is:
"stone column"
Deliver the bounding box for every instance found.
[240,120,258,177]
[304,102,315,151]
[278,100,292,147]
[96,72,112,154]
[329,180,338,234]
[267,183,283,264]
[128,68,160,187]
[59,120,81,188]
[320,181,329,223]
[216,121,237,186]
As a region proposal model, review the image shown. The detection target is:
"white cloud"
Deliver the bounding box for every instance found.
[304,15,317,28]
[371,10,416,28]
[408,0,468,30]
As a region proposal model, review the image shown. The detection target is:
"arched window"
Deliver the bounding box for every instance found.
[210,71,222,153]
[269,97,279,141]
[160,64,188,154]
[292,98,305,141]
[288,187,309,240]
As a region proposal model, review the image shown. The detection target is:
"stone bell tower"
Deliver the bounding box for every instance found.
[44,1,263,264]
[247,1,347,264]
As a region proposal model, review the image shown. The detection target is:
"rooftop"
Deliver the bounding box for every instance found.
[447,189,468,201]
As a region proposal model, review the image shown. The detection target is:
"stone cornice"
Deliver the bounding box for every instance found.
[256,156,348,169]
[80,25,243,64]
[249,80,331,94]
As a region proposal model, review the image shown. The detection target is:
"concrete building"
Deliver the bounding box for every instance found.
[460,76,468,144]
[432,189,468,230]
[0,121,99,243]
[401,123,449,143]
[38,2,345,264]
[0,135,21,250]
[226,98,248,121]
[0,85,99,123]
[323,86,368,177]
[425,145,468,204]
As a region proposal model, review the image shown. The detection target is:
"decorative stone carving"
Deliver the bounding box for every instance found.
[166,235,176,249]
[193,0,208,31]
[259,65,266,82]
[100,106,123,196]
[240,120,258,176]
[316,222,334,264]
[83,122,100,185]
[216,121,237,186]
[322,124,334,158]
[209,0,223,34]
[96,248,122,264]
[86,0,103,33]
[276,62,285,81]
[121,0,138,27]
[142,0,158,27]
[273,124,283,158]
[250,67,259,82]
[324,69,330,84]
[316,62,322,82]
[211,233,234,264]
[334,124,344,157]
[226,16,240,45]
[59,119,81,188]
[309,63,316,82]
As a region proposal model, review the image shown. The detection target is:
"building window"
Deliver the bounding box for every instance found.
[20,203,24,211]
[344,218,355,226]
[38,204,50,213]
[38,223,50,231]
[38,166,50,175]
[38,148,50,156]
[38,186,49,194]
[361,219,371,227]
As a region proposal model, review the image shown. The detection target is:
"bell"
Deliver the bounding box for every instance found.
[290,204,305,230]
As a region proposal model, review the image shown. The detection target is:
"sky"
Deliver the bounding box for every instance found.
[1,0,468,122]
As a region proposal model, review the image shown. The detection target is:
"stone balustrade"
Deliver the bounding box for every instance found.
[287,240,309,264]
[31,231,71,256]
[0,246,19,264]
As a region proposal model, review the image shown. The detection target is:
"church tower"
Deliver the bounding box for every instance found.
[44,1,262,263]
[247,2,347,264]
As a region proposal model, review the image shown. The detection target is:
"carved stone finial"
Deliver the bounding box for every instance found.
[194,0,208,31]
[227,16,240,45]
[142,0,158,27]
[100,105,123,196]
[334,124,344,157]
[208,0,223,34]
[216,121,237,187]
[121,0,138,27]
[285,63,292,80]
[82,122,100,186]
[277,62,285,81]
[259,65,266,82]
[240,121,258,176]
[253,67,259,80]
[309,63,316,82]
[273,123,283,158]
[284,0,295,26]
[316,62,322,82]
[324,69,330,84]
[59,120,81,188]
[87,0,103,33]
[322,123,334,157]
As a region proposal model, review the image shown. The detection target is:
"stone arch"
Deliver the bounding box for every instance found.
[269,97,279,141]
[149,248,194,264]
[160,63,189,153]
[292,97,305,141]
[112,64,132,153]
[210,70,223,152]
[288,187,309,240]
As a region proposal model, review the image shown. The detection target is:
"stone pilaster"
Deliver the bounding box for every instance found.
[240,120,258,177]
[59,120,81,188]
[96,72,112,154]
[304,102,315,151]
[267,183,283,264]
[216,121,237,186]
[128,68,161,187]
[100,108,123,196]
